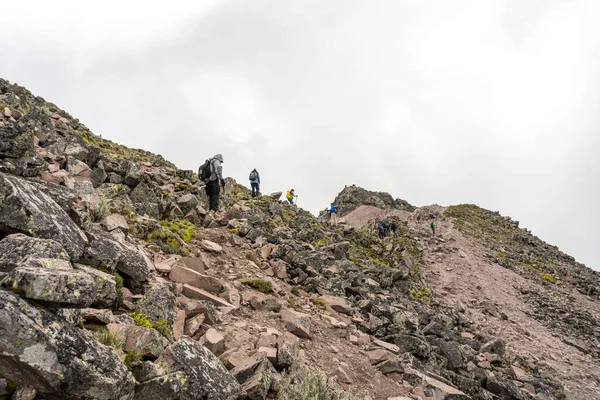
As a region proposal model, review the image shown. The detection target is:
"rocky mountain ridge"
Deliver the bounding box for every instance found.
[0,78,599,400]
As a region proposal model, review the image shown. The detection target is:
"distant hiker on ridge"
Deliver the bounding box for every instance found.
[328,203,337,225]
[286,189,296,205]
[430,221,437,236]
[249,168,260,198]
[377,221,389,240]
[198,154,225,216]
[390,222,398,237]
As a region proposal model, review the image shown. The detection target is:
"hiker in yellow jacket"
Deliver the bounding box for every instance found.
[286,189,296,205]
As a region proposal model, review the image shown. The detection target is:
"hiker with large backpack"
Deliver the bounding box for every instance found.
[377,221,389,240]
[390,222,398,237]
[430,221,438,236]
[249,168,260,198]
[286,189,296,205]
[198,154,225,215]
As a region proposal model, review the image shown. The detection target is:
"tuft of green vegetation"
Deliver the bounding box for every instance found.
[113,272,124,310]
[242,278,273,293]
[124,348,143,369]
[409,287,431,303]
[315,298,326,308]
[540,273,557,284]
[93,197,111,222]
[174,183,188,192]
[246,251,259,263]
[143,218,196,255]
[230,227,239,235]
[129,312,153,329]
[312,238,329,247]
[290,286,300,296]
[277,370,363,400]
[92,329,123,351]
[153,319,172,337]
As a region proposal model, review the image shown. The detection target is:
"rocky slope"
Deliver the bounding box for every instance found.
[0,78,599,400]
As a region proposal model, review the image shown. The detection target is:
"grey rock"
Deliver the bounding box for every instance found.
[134,372,188,400]
[0,233,69,273]
[73,264,117,308]
[1,259,97,306]
[156,337,245,400]
[81,230,150,283]
[177,193,199,215]
[0,172,88,260]
[135,284,176,333]
[0,289,135,399]
[130,182,160,219]
[481,339,506,357]
[106,324,165,358]
[276,332,299,369]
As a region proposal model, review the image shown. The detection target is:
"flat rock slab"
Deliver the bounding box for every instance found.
[169,265,222,294]
[280,309,311,338]
[1,260,97,307]
[0,233,69,273]
[0,173,88,260]
[182,284,235,308]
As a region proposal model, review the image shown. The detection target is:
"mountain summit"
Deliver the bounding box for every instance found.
[1,78,599,400]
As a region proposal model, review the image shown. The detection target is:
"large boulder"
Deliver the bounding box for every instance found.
[73,264,117,308]
[0,173,88,260]
[134,372,188,400]
[0,234,69,273]
[81,230,150,283]
[280,309,311,338]
[156,337,245,400]
[130,182,160,219]
[134,285,176,333]
[1,259,97,307]
[0,289,135,399]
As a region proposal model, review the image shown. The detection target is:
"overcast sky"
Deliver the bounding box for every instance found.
[1,0,598,270]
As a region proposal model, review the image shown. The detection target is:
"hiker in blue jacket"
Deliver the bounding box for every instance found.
[328,203,337,225]
[249,168,260,198]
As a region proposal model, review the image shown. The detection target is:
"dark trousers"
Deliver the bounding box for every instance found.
[205,180,221,211]
[251,182,260,197]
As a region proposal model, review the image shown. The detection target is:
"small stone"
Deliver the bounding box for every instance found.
[201,240,223,253]
[199,328,225,356]
[280,309,311,338]
[257,346,277,364]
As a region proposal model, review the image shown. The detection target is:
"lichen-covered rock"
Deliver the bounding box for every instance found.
[81,230,150,283]
[134,284,176,333]
[0,289,135,399]
[0,233,69,273]
[73,264,117,308]
[106,324,165,358]
[134,372,188,400]
[0,172,88,260]
[156,337,245,400]
[177,193,199,215]
[1,259,96,307]
[130,182,160,219]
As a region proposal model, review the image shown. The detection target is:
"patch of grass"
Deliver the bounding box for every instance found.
[409,287,431,303]
[113,272,124,310]
[159,219,195,243]
[143,219,196,255]
[230,227,239,235]
[540,273,557,284]
[291,286,300,296]
[277,370,363,400]
[92,329,123,351]
[246,251,259,263]
[242,278,273,293]
[93,197,111,222]
[124,348,143,369]
[315,298,326,308]
[312,238,329,247]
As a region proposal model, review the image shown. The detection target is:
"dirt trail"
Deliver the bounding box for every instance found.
[405,206,600,400]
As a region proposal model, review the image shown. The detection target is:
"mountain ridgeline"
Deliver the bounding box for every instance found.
[0,78,599,400]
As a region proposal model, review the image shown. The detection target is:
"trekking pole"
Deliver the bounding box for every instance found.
[295,195,299,206]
